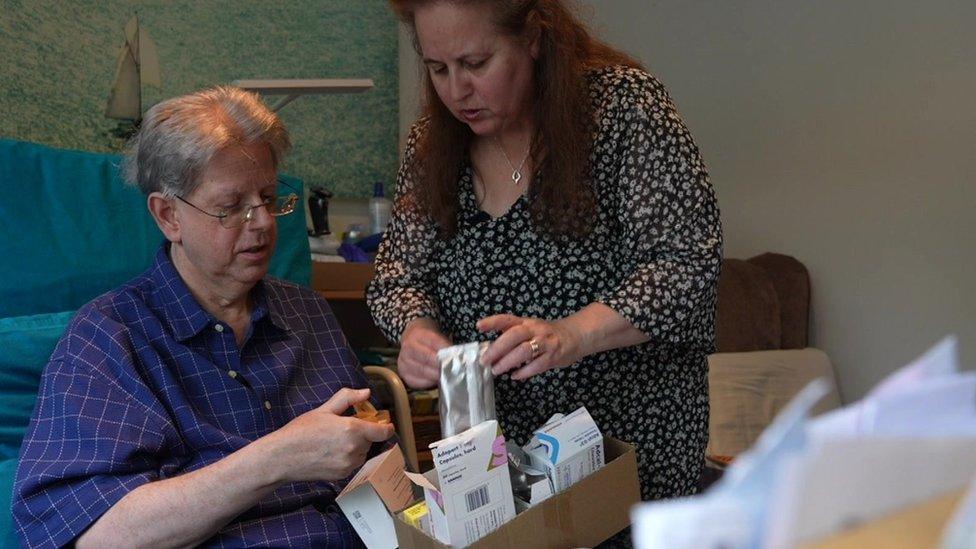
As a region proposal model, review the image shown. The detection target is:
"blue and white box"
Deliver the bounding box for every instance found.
[525,406,605,493]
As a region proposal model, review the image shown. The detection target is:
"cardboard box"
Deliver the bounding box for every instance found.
[395,436,640,548]
[336,447,415,549]
[525,407,604,494]
[404,420,516,547]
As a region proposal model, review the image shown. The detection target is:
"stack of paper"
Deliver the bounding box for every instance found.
[632,336,976,548]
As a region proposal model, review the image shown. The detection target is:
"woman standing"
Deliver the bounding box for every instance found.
[368,0,722,502]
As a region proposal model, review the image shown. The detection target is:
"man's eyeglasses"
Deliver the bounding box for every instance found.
[176,179,299,229]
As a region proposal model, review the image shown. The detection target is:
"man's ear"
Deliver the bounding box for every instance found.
[147,193,181,243]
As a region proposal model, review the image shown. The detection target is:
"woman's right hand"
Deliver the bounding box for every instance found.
[398,317,451,389]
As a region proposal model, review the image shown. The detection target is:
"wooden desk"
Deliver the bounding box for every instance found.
[311,261,375,301]
[310,261,387,350]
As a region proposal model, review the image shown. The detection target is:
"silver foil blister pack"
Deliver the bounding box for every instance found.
[436,341,496,438]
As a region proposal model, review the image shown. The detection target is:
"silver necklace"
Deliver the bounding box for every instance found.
[492,136,530,185]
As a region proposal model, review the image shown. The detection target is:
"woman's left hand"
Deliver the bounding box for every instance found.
[477,314,585,381]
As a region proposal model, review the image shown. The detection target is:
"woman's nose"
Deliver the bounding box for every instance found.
[449,71,471,102]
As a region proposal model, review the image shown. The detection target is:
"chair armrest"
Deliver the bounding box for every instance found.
[364,365,419,472]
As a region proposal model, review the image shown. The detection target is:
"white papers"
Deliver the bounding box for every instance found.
[632,335,976,549]
[806,336,970,442]
[871,335,959,395]
[633,380,831,549]
[632,493,752,548]
[941,474,976,549]
[785,437,976,545]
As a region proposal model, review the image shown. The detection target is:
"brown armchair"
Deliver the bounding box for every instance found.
[708,253,842,457]
[716,253,812,353]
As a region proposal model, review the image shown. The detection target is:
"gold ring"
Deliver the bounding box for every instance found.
[528,338,541,359]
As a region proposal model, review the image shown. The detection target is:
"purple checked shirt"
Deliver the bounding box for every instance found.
[13,244,372,548]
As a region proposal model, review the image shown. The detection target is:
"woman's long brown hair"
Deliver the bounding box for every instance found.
[391,0,643,238]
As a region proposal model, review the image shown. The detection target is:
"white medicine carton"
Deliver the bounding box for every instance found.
[404,420,516,547]
[525,406,605,493]
[336,446,415,549]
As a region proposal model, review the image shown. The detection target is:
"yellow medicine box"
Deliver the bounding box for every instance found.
[402,501,430,535]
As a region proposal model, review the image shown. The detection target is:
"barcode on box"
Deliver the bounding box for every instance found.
[465,484,490,512]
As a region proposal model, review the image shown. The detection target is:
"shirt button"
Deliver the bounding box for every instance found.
[264,401,272,410]
[228,370,237,379]
[214,324,224,333]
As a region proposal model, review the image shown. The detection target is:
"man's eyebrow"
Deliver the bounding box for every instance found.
[208,189,241,202]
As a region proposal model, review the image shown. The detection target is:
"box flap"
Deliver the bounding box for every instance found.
[338,447,414,514]
[405,469,441,493]
[341,448,388,497]
[529,407,601,466]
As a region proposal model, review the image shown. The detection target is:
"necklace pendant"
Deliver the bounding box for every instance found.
[512,170,522,185]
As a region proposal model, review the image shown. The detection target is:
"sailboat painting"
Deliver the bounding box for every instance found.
[105,15,161,123]
[1,2,397,197]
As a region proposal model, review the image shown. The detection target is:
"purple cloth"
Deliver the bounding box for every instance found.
[13,244,369,548]
[338,241,371,263]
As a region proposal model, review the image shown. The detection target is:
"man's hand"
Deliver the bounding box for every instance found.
[264,388,395,482]
[76,388,394,549]
[398,317,451,389]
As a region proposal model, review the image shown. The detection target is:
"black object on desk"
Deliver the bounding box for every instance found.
[308,187,333,235]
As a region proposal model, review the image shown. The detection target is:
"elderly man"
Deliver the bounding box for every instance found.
[12,87,393,548]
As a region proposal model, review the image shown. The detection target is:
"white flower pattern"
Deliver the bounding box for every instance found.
[367,66,722,502]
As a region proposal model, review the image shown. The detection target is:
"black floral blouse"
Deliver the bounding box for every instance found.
[367,66,723,501]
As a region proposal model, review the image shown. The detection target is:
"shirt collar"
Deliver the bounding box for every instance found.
[150,243,286,342]
[249,277,289,333]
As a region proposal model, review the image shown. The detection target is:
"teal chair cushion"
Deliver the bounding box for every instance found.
[0,311,73,549]
[0,310,73,460]
[0,138,311,318]
[0,459,18,549]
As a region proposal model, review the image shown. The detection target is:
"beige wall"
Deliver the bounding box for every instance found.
[395,1,976,400]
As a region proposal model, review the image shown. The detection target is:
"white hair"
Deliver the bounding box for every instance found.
[123,86,291,197]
